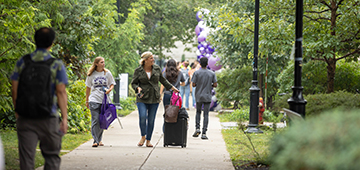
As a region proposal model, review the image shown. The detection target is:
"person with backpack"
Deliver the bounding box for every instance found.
[191,57,217,140]
[85,57,116,147]
[180,60,191,110]
[131,52,179,147]
[11,27,68,170]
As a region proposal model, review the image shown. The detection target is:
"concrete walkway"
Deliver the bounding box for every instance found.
[38,100,234,170]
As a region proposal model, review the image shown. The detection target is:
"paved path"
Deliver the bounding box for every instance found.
[37,99,234,170]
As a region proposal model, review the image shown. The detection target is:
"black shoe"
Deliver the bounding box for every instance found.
[201,134,208,140]
[192,129,201,137]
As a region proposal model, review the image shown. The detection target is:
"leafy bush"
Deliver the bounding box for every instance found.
[262,110,282,123]
[0,109,16,129]
[120,97,136,111]
[277,60,360,94]
[272,91,360,117]
[216,67,252,108]
[218,107,249,122]
[128,84,136,97]
[269,109,360,169]
[66,80,91,134]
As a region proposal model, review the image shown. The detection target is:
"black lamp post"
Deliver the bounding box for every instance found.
[287,0,307,117]
[245,0,263,133]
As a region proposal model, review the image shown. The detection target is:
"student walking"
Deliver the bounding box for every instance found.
[191,57,217,140]
[11,27,68,170]
[131,52,179,147]
[160,59,185,108]
[180,61,190,110]
[85,57,116,147]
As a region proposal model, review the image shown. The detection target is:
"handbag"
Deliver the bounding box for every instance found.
[99,93,117,130]
[164,93,181,123]
[170,92,182,109]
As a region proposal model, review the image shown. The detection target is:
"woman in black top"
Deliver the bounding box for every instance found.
[160,59,185,108]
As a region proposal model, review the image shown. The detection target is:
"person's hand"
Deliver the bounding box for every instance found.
[86,102,89,109]
[137,87,142,94]
[59,119,68,135]
[171,86,180,93]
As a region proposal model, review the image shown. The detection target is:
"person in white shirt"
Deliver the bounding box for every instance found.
[85,57,116,147]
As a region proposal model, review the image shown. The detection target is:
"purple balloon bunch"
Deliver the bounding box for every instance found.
[195,9,222,71]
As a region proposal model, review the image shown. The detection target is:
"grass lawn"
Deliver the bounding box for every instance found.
[218,110,278,169]
[0,130,91,170]
[222,128,273,168]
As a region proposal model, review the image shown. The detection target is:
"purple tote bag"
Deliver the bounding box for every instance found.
[99,93,117,130]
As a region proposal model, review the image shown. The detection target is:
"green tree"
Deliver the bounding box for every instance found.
[0,0,149,128]
[140,0,198,59]
[206,0,288,107]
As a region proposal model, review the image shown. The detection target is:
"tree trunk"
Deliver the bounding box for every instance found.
[326,1,337,93]
[259,73,264,98]
[326,58,336,93]
[266,95,274,109]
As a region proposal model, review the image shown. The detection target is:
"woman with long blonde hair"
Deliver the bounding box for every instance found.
[85,57,116,147]
[131,52,180,147]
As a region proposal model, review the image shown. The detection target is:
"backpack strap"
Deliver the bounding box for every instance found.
[22,54,32,65]
[23,54,56,66]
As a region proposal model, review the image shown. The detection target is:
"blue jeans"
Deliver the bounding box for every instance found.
[136,102,159,140]
[180,84,190,108]
[163,93,172,108]
[191,87,196,107]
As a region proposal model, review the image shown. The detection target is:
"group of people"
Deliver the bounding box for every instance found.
[10,27,217,169]
[130,52,217,145]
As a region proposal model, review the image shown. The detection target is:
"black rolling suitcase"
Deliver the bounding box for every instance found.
[164,117,188,148]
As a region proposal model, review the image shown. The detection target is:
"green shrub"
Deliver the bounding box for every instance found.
[277,60,360,94]
[272,91,360,117]
[120,97,136,111]
[216,67,252,108]
[269,109,360,170]
[66,80,91,134]
[262,110,282,123]
[218,107,250,122]
[128,84,136,97]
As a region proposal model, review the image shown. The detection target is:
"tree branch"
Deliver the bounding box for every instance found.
[246,28,254,34]
[336,49,360,61]
[337,0,345,7]
[320,0,332,9]
[304,15,330,22]
[0,38,23,58]
[305,9,330,14]
[340,29,360,42]
[310,57,325,61]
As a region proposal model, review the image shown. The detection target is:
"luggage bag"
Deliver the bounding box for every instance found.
[163,117,187,148]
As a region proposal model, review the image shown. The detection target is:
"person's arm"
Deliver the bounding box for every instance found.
[212,73,218,88]
[171,86,180,93]
[11,80,19,119]
[160,84,164,94]
[105,84,114,94]
[131,69,142,93]
[86,86,91,109]
[56,83,68,135]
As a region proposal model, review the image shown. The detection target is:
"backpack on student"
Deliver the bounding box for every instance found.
[15,54,56,119]
[181,68,190,86]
